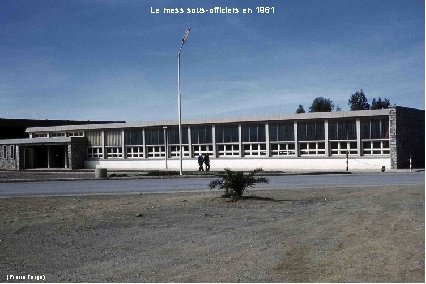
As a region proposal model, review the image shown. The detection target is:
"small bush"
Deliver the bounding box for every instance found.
[109,173,128,178]
[208,168,269,199]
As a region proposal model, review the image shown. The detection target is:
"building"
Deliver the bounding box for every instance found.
[0,107,423,171]
[0,118,124,139]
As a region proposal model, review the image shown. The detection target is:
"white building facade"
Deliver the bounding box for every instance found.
[0,107,424,171]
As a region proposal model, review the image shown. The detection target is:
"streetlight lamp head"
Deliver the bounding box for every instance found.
[182,27,191,45]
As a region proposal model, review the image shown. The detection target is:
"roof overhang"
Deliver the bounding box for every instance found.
[0,137,85,145]
[25,108,392,133]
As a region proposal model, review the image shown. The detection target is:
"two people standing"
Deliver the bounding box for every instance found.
[197,153,210,171]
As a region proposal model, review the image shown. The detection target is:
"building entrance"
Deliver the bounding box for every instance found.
[51,145,66,168]
[23,145,68,169]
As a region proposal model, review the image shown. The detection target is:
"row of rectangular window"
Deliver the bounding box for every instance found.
[88,139,390,159]
[37,118,390,145]
[36,132,84,138]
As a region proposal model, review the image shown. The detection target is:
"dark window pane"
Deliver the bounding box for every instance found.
[125,129,143,145]
[298,121,324,141]
[215,125,238,143]
[167,127,188,144]
[242,124,265,142]
[270,122,294,141]
[191,126,212,144]
[361,120,370,139]
[146,128,164,145]
[328,121,338,140]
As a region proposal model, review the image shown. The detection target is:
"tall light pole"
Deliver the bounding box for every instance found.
[163,126,168,170]
[178,27,191,175]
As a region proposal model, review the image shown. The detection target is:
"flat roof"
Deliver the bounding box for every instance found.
[26,108,392,133]
[0,137,85,145]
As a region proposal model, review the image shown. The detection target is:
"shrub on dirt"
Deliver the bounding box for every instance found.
[208,168,269,199]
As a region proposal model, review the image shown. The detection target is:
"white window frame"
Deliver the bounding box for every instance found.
[217,143,240,157]
[330,140,358,156]
[146,145,166,158]
[2,145,6,159]
[242,142,267,156]
[192,144,213,157]
[270,142,296,156]
[33,133,48,138]
[362,139,390,155]
[299,141,326,156]
[105,147,123,158]
[168,145,190,158]
[126,146,144,158]
[10,145,15,159]
[67,131,84,137]
[88,147,103,159]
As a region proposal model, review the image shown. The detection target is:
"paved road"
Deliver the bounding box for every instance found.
[0,171,423,197]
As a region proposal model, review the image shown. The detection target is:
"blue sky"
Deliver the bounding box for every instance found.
[0,0,424,122]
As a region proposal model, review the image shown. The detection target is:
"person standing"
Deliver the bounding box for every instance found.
[197,154,204,171]
[203,153,210,171]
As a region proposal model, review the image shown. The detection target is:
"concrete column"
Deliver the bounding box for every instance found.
[294,121,299,157]
[238,124,243,157]
[16,145,20,170]
[122,129,126,159]
[64,146,68,169]
[142,128,147,159]
[47,146,51,168]
[65,143,70,169]
[324,120,330,157]
[265,122,270,157]
[356,119,361,157]
[188,127,193,158]
[101,130,106,159]
[163,127,168,168]
[212,125,217,158]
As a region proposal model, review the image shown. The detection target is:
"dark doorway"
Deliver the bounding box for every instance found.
[23,145,67,169]
[33,146,48,168]
[24,148,34,169]
[50,146,66,168]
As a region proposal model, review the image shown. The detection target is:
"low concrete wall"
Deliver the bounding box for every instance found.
[84,157,391,172]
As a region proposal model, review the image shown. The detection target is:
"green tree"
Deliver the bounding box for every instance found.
[371,97,391,110]
[348,89,370,110]
[309,97,334,112]
[208,168,269,199]
[296,105,305,114]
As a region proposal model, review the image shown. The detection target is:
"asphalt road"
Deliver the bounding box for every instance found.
[0,171,423,197]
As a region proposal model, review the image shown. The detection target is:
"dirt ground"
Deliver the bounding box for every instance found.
[0,184,424,282]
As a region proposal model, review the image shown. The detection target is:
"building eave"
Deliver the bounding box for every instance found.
[25,108,393,133]
[0,137,85,145]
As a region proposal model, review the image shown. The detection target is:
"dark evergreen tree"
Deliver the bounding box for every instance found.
[309,97,334,112]
[296,105,305,114]
[371,97,391,110]
[348,89,370,110]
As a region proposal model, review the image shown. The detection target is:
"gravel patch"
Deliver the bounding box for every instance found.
[0,185,424,282]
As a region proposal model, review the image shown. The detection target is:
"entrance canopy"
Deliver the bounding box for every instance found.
[0,137,86,170]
